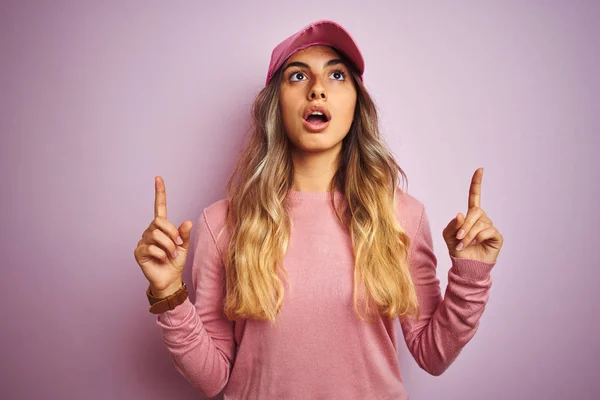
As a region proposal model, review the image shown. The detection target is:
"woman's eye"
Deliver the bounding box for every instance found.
[330,71,345,81]
[290,72,306,82]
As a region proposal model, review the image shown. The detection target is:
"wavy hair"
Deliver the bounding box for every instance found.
[219,52,419,325]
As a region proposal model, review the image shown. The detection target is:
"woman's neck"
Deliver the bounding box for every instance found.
[291,146,341,192]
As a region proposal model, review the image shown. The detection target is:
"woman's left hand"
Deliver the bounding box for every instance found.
[443,168,503,264]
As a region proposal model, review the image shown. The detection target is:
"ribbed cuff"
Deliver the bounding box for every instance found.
[449,255,495,281]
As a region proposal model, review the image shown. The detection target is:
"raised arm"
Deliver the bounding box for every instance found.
[400,206,495,376]
[156,209,235,398]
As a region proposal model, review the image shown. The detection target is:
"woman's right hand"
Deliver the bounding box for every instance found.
[134,176,193,298]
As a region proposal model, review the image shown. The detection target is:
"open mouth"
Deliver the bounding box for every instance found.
[303,112,331,132]
[304,113,330,123]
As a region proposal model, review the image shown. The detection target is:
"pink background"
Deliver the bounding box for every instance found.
[1,1,598,399]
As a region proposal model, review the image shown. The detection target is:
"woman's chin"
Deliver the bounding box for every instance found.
[290,137,344,154]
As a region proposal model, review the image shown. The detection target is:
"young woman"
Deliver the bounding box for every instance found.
[134,19,503,399]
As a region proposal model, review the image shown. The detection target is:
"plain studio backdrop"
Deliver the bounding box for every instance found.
[1,1,598,399]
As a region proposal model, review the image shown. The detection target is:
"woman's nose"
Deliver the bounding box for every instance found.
[309,80,327,100]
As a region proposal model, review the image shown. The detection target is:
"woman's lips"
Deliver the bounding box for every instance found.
[302,117,330,133]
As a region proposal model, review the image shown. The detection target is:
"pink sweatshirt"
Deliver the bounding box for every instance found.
[155,189,495,399]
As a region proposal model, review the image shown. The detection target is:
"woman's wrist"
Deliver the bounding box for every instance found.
[149,279,183,299]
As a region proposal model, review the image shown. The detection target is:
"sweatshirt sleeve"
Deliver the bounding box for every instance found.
[155,208,235,398]
[399,205,495,376]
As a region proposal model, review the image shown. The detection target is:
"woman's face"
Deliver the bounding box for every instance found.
[279,45,357,155]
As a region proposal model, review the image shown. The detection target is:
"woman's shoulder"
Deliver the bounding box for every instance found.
[394,188,427,238]
[192,197,230,253]
[203,197,229,216]
[201,197,229,231]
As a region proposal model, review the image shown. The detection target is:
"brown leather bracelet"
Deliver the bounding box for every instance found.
[146,282,188,314]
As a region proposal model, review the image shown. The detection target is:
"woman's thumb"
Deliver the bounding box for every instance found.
[177,220,194,250]
[442,212,464,242]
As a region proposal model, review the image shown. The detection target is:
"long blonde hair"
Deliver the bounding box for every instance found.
[220,56,419,325]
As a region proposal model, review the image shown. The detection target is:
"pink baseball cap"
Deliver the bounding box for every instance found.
[265,19,365,85]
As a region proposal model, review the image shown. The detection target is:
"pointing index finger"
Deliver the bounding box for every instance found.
[468,168,483,209]
[154,176,167,219]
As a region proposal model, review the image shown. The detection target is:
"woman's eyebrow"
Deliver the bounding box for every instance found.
[282,58,344,73]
